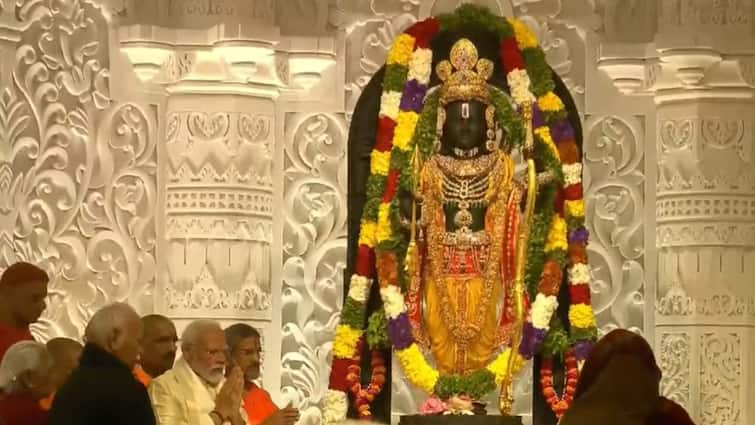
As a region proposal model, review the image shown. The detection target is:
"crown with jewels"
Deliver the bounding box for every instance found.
[436,38,494,106]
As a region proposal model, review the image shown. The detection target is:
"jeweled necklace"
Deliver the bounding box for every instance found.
[437,152,498,230]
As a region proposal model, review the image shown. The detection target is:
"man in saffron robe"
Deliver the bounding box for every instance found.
[225,324,299,425]
[134,314,177,387]
[0,262,49,359]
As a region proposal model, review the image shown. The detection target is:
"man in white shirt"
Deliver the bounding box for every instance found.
[149,319,246,425]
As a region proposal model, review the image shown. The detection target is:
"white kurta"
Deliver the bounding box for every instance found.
[149,358,248,425]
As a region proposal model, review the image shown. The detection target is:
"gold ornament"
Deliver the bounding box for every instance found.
[436,38,494,106]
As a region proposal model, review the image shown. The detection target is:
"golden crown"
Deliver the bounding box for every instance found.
[436,38,494,106]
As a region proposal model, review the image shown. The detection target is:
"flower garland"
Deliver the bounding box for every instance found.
[539,350,578,418]
[325,5,598,422]
[324,16,440,424]
[346,338,387,419]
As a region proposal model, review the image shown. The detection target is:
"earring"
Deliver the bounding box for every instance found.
[433,138,441,153]
[486,130,498,151]
[485,105,497,151]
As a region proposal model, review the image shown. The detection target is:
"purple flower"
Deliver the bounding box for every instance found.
[573,340,594,362]
[400,80,427,113]
[568,227,589,244]
[550,119,574,143]
[519,322,547,359]
[532,104,545,129]
[388,313,414,350]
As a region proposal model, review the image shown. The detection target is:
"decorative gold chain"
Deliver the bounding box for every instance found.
[421,152,515,372]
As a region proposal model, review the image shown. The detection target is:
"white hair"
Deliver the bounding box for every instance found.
[0,341,52,394]
[85,302,140,346]
[181,319,222,351]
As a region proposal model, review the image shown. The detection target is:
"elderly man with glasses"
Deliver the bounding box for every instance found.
[149,319,247,425]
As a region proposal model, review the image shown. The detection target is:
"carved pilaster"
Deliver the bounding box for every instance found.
[654,70,755,425]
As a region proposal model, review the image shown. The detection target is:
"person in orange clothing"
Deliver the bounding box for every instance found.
[0,263,49,359]
[39,338,83,410]
[225,324,299,425]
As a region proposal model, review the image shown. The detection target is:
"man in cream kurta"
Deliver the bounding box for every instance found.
[149,320,247,425]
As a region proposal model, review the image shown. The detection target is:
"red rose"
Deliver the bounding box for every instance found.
[382,170,400,202]
[355,245,375,277]
[500,38,524,73]
[375,117,396,152]
[569,284,591,304]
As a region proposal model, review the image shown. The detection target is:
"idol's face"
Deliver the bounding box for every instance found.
[440,100,487,156]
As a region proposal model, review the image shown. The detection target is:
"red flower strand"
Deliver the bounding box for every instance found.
[346,339,387,419]
[540,350,579,418]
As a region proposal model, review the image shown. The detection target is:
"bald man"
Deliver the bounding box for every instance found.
[0,263,49,358]
[47,303,156,425]
[134,315,177,386]
[39,338,83,410]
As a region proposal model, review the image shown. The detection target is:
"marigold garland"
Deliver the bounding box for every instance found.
[325,6,597,423]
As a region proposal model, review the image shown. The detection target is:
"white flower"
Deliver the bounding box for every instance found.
[347,275,371,303]
[563,163,583,186]
[408,48,433,85]
[380,91,402,120]
[531,293,558,329]
[506,69,535,105]
[322,390,348,424]
[568,263,591,285]
[380,285,405,319]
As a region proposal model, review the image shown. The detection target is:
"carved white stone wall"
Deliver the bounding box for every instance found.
[0,0,157,339]
[280,111,348,423]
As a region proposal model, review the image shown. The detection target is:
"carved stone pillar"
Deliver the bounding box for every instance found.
[599,1,755,423]
[116,1,340,412]
[654,75,755,425]
[117,0,285,396]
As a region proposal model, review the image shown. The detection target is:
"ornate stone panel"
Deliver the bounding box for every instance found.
[655,111,755,318]
[161,105,274,317]
[0,0,157,339]
[699,332,742,425]
[582,115,646,335]
[280,112,348,424]
[658,332,692,408]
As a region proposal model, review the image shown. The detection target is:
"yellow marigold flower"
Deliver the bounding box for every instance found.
[393,111,419,151]
[376,203,392,242]
[332,325,363,358]
[486,349,525,386]
[545,215,568,252]
[534,127,560,161]
[565,199,585,219]
[370,150,390,176]
[395,344,439,393]
[387,34,416,65]
[508,18,538,50]
[537,91,565,112]
[358,221,377,247]
[569,304,596,329]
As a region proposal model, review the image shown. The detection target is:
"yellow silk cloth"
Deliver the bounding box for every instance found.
[424,274,500,375]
